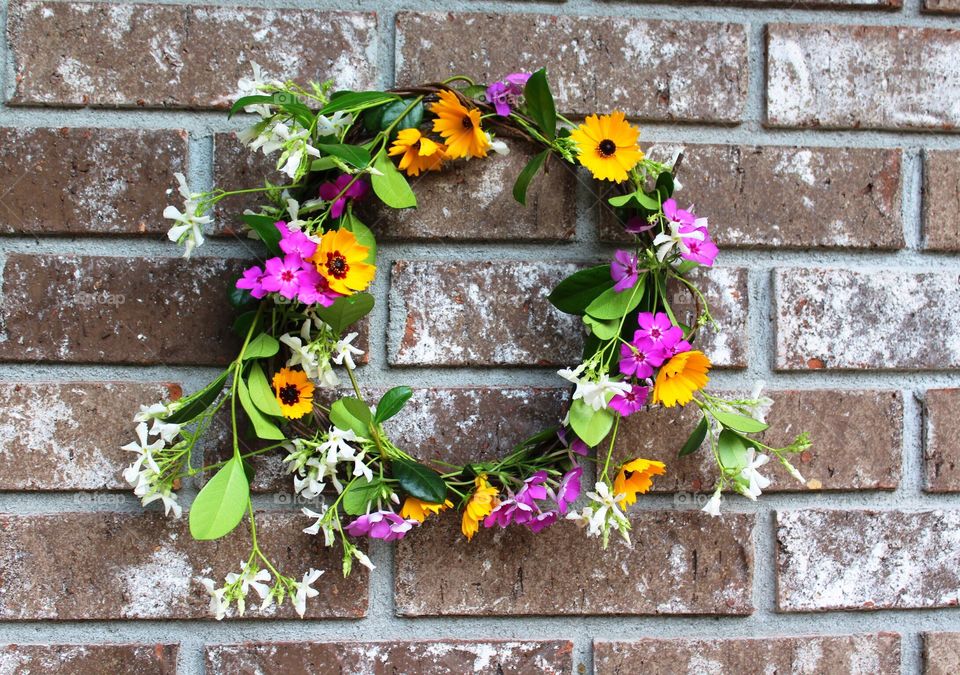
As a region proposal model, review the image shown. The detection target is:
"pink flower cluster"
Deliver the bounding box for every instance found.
[483,466,582,534]
[663,198,718,266]
[614,311,692,416]
[345,510,418,541]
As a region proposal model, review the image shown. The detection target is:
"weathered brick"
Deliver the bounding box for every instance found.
[924,150,960,251]
[0,127,187,235]
[923,0,960,13]
[0,512,366,619]
[925,390,960,493]
[614,389,902,493]
[390,262,747,368]
[766,24,960,131]
[599,144,903,250]
[924,632,960,675]
[0,644,178,675]
[777,509,960,611]
[0,254,243,366]
[8,2,378,109]
[396,13,748,123]
[0,382,181,490]
[774,268,960,370]
[206,640,573,674]
[395,512,754,616]
[212,132,284,235]
[595,634,901,675]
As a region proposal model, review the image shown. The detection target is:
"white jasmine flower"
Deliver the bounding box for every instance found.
[701,487,723,517]
[302,507,335,546]
[652,219,705,263]
[566,505,594,528]
[320,426,361,457]
[739,449,771,501]
[316,360,340,388]
[200,578,229,620]
[292,568,323,618]
[584,481,629,539]
[485,132,509,155]
[332,332,364,370]
[578,373,631,411]
[121,422,163,483]
[141,488,182,519]
[225,562,271,609]
[149,418,181,444]
[351,453,374,482]
[315,111,354,138]
[236,62,281,116]
[783,460,805,485]
[293,472,325,500]
[280,331,320,380]
[133,401,174,423]
[164,173,211,257]
[352,548,375,571]
[747,381,775,424]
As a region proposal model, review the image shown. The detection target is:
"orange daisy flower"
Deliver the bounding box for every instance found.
[307,227,376,296]
[388,128,447,176]
[429,89,490,159]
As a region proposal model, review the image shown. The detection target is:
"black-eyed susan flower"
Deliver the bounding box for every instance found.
[461,475,499,540]
[613,457,666,506]
[569,111,644,183]
[272,367,315,419]
[306,227,376,296]
[388,128,447,176]
[430,89,490,159]
[651,350,712,408]
[401,496,454,523]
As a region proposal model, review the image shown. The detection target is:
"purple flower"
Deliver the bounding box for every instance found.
[625,215,655,234]
[611,250,640,292]
[619,341,667,379]
[635,312,683,352]
[516,470,548,505]
[554,466,582,514]
[679,228,719,267]
[484,497,533,529]
[276,220,317,258]
[261,254,309,300]
[296,267,341,307]
[527,510,558,533]
[345,511,417,541]
[663,198,696,229]
[485,72,530,116]
[318,174,369,219]
[236,265,268,299]
[608,384,649,417]
[558,429,589,456]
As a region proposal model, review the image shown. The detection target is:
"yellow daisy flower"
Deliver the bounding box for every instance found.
[613,457,666,506]
[569,111,644,183]
[388,128,447,176]
[307,227,376,296]
[272,367,315,419]
[429,89,490,159]
[461,475,499,540]
[652,350,712,408]
[400,496,454,523]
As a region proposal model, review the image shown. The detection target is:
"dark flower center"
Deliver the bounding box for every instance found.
[279,384,301,406]
[461,115,473,129]
[281,270,295,283]
[650,328,661,339]
[598,139,617,157]
[326,252,349,279]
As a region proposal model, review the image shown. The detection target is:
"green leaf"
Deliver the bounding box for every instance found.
[392,457,447,503]
[678,417,708,457]
[330,396,372,438]
[375,386,414,424]
[316,143,372,170]
[309,157,339,172]
[240,214,282,257]
[242,333,279,361]
[189,457,249,540]
[674,260,700,276]
[238,377,285,441]
[548,265,614,315]
[512,149,549,206]
[228,95,274,118]
[165,371,229,424]
[655,171,675,200]
[371,153,417,208]
[608,190,660,211]
[313,293,374,335]
[568,399,614,448]
[523,68,557,141]
[378,99,423,133]
[713,410,769,434]
[228,287,258,311]
[583,315,619,340]
[585,274,647,320]
[342,477,384,516]
[247,361,283,418]
[718,429,749,471]
[232,310,259,339]
[461,84,487,102]
[273,94,315,129]
[319,91,400,116]
[342,210,377,265]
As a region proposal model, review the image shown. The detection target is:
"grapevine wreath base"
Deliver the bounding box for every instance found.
[129,66,811,618]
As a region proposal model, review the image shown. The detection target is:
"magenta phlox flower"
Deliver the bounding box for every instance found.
[275,220,318,258]
[619,340,667,379]
[236,265,268,299]
[553,466,582,514]
[318,174,369,219]
[261,253,309,299]
[484,496,534,529]
[663,339,694,359]
[296,267,341,307]
[635,312,683,352]
[516,470,549,505]
[527,510,559,533]
[608,384,650,417]
[345,511,417,541]
[663,198,696,229]
[485,72,530,116]
[611,250,641,292]
[679,227,718,266]
[557,429,590,456]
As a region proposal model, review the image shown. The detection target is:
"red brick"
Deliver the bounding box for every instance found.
[0,254,244,366]
[923,0,960,13]
[925,390,960,492]
[614,389,902,493]
[774,268,960,370]
[395,512,754,616]
[390,261,747,368]
[0,128,187,235]
[7,2,378,109]
[206,640,573,674]
[396,13,748,123]
[0,512,366,619]
[599,144,903,250]
[924,150,960,251]
[595,634,901,674]
[924,632,960,674]
[0,382,181,490]
[766,24,960,131]
[0,644,178,674]
[777,509,960,611]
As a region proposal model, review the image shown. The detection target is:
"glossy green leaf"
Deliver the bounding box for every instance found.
[674,260,700,276]
[378,99,423,133]
[342,210,377,265]
[655,171,675,200]
[342,477,384,516]
[608,190,660,211]
[309,157,338,172]
[228,95,274,118]
[523,68,557,141]
[319,91,400,116]
[547,265,614,315]
[242,333,279,361]
[374,386,414,424]
[371,153,417,208]
[713,410,769,434]
[316,143,372,170]
[313,293,375,335]
[583,315,619,340]
[238,377,285,441]
[718,429,749,471]
[392,457,447,503]
[240,214,282,257]
[678,416,708,457]
[189,457,249,540]
[330,396,372,438]
[512,149,549,206]
[247,361,283,418]
[568,399,614,448]
[228,287,258,312]
[232,310,259,339]
[585,274,647,320]
[165,371,229,424]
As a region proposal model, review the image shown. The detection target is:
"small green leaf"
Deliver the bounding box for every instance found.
[342,477,385,516]
[240,214,282,257]
[378,99,423,133]
[583,315,619,340]
[607,192,635,208]
[674,260,700,276]
[512,149,549,206]
[375,386,414,424]
[608,190,660,211]
[523,68,557,141]
[313,293,374,335]
[568,399,614,448]
[165,371,229,424]
[678,417,708,457]
[547,265,615,315]
[319,91,400,116]
[238,377,285,441]
[309,157,338,172]
[316,143,373,170]
[713,410,769,434]
[247,361,283,418]
[242,333,279,361]
[342,210,377,265]
[585,274,647,320]
[330,396,372,438]
[371,153,417,208]
[189,458,249,540]
[718,429,749,471]
[392,457,447,503]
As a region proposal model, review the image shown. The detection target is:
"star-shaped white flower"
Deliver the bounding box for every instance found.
[332,332,364,370]
[292,568,323,618]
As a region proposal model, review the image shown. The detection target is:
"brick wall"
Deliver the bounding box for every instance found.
[0,0,958,673]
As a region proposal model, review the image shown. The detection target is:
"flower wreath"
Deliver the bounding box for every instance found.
[134,66,811,619]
